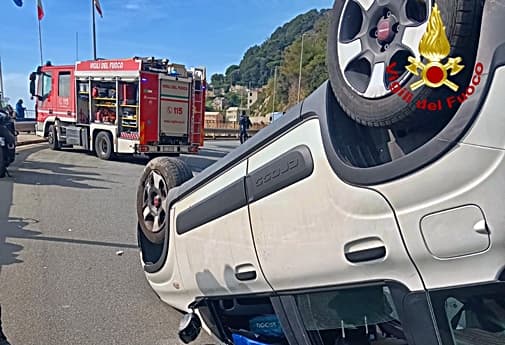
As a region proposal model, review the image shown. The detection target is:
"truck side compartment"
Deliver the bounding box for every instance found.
[31,58,206,159]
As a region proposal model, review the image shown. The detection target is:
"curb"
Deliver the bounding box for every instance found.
[17,139,47,147]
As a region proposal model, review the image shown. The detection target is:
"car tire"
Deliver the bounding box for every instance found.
[327,0,483,127]
[137,157,193,244]
[48,124,60,150]
[94,131,114,160]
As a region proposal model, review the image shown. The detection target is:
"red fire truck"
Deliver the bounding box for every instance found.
[29,57,206,160]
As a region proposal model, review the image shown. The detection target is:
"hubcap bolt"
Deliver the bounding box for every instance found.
[384,44,389,49]
[386,11,392,18]
[374,30,378,37]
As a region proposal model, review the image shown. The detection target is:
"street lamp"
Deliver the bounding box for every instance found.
[272,66,278,114]
[297,33,307,103]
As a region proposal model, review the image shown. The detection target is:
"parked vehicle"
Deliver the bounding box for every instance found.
[0,108,17,178]
[30,57,206,160]
[137,1,504,345]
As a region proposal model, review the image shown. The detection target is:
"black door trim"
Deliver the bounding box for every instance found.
[176,178,247,235]
[246,145,314,204]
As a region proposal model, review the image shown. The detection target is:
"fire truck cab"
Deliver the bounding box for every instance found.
[30,57,206,160]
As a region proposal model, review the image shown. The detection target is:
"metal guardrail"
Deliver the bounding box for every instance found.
[15,121,36,133]
[204,128,260,139]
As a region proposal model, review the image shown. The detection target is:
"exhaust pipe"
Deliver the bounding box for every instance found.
[178,311,202,344]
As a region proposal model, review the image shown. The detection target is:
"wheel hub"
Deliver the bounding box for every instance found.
[153,195,161,209]
[149,189,162,214]
[141,170,168,234]
[376,16,396,45]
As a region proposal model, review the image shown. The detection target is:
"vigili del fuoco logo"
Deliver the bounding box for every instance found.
[387,4,484,112]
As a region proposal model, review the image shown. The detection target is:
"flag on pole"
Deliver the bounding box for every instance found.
[12,0,23,7]
[94,0,103,18]
[37,0,44,20]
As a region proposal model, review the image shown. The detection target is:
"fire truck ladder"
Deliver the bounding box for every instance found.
[191,76,204,147]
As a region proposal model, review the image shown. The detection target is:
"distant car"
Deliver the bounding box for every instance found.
[137,2,505,345]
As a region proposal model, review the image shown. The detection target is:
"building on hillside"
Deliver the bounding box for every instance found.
[247,89,259,108]
[225,107,248,123]
[204,111,224,128]
[230,85,247,93]
[206,89,215,98]
[212,97,228,111]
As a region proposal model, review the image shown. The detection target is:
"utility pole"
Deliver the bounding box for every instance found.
[272,66,278,114]
[247,81,251,110]
[298,33,307,103]
[76,32,79,61]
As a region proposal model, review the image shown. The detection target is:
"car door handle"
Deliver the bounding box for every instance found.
[234,264,257,281]
[344,237,387,263]
[49,109,53,114]
[345,246,386,263]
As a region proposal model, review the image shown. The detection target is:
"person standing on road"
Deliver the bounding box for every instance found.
[15,99,25,121]
[239,111,252,144]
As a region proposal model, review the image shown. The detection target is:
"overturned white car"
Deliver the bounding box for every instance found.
[137,1,505,345]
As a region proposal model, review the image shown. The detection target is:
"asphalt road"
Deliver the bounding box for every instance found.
[0,140,239,345]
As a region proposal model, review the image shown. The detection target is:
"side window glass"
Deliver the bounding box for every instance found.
[294,284,412,344]
[42,72,52,99]
[430,283,505,345]
[58,72,71,97]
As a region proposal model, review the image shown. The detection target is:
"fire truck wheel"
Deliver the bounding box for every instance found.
[48,125,60,151]
[137,157,193,244]
[327,0,483,127]
[94,131,115,160]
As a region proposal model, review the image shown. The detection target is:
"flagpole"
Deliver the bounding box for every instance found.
[38,19,43,65]
[76,32,79,61]
[0,57,4,100]
[92,0,97,60]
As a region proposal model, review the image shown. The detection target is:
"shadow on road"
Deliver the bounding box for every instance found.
[10,160,114,190]
[0,217,41,267]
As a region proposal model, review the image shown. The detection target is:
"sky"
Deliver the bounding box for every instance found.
[0,0,332,111]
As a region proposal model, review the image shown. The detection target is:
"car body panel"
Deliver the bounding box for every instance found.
[373,70,505,289]
[247,119,425,292]
[172,160,272,302]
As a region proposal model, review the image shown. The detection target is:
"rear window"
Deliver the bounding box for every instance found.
[430,282,505,345]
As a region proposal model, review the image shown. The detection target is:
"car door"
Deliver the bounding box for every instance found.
[174,160,272,298]
[246,118,425,293]
[36,69,54,121]
[55,70,73,118]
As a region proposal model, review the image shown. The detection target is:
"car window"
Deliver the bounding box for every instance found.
[294,284,409,345]
[431,283,505,345]
[58,72,71,97]
[42,72,52,99]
